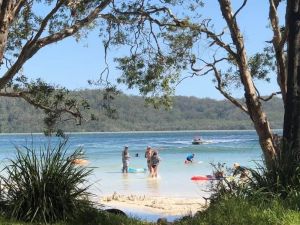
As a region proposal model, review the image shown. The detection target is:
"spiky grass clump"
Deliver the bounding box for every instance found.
[208,142,300,210]
[0,140,93,223]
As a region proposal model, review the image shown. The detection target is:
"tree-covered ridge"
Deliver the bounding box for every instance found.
[0,90,283,133]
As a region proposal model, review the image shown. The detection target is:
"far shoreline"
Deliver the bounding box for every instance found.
[0,129,282,136]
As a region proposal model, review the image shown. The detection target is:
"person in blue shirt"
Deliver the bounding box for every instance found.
[185,153,195,163]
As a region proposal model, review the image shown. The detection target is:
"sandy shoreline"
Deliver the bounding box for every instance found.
[100,192,207,218]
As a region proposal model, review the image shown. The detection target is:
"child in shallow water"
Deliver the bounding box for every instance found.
[150,151,160,178]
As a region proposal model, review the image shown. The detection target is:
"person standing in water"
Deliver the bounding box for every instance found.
[122,146,130,173]
[145,146,153,172]
[185,153,195,163]
[150,150,160,178]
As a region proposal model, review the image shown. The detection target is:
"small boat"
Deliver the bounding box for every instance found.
[192,136,203,145]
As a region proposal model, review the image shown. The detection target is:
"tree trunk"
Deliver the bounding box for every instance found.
[283,0,300,155]
[218,0,276,169]
[0,1,14,62]
[269,0,287,103]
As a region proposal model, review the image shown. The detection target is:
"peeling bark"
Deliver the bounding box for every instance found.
[0,0,14,62]
[269,0,287,104]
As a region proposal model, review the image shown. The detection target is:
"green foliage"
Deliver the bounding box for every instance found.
[7,76,91,136]
[0,140,93,223]
[245,144,300,209]
[205,162,251,206]
[66,206,151,225]
[0,207,151,225]
[5,0,99,60]
[207,142,300,212]
[248,47,276,81]
[116,53,178,107]
[97,0,204,104]
[174,197,300,225]
[102,0,279,106]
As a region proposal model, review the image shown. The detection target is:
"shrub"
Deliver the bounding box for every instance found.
[207,162,250,203]
[0,139,93,223]
[208,143,300,210]
[174,197,300,225]
[66,205,150,225]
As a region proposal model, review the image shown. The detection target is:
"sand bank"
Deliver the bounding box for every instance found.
[101,192,207,218]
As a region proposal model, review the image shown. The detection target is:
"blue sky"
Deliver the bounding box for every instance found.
[23,1,285,100]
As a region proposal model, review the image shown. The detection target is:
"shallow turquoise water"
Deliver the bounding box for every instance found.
[0,131,262,198]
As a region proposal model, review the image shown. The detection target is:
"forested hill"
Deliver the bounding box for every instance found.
[0,90,283,133]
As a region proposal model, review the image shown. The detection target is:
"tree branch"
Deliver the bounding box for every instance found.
[211,63,249,114]
[0,0,113,90]
[36,0,112,47]
[258,91,281,101]
[0,91,82,124]
[199,27,238,59]
[29,0,66,45]
[233,0,248,20]
[112,4,238,60]
[13,0,27,17]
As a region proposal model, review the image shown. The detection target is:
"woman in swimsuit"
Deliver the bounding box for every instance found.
[145,146,153,173]
[150,151,160,178]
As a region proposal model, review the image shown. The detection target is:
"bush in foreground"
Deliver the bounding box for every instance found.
[0,207,151,225]
[0,140,93,223]
[174,197,300,225]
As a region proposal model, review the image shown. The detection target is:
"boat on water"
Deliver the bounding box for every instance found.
[192,136,203,145]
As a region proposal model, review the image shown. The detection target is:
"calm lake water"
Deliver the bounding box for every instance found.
[0,130,263,198]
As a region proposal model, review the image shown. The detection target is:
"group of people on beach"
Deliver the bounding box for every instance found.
[122,145,160,177]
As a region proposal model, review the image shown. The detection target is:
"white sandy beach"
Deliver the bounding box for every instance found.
[101,192,207,219]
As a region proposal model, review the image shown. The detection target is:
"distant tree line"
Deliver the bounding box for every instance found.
[0,89,283,133]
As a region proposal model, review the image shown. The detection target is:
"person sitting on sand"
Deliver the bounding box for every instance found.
[122,146,130,173]
[214,170,225,179]
[71,158,89,166]
[185,153,195,163]
[233,163,249,180]
[145,146,153,172]
[68,150,89,166]
[150,150,160,178]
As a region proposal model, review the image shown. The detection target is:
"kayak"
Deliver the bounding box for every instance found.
[128,167,147,173]
[191,175,216,181]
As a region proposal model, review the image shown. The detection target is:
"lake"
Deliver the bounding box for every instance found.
[0,130,263,198]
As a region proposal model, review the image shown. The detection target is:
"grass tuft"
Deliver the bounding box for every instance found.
[0,139,93,223]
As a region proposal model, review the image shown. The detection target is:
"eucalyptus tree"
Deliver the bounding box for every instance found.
[102,0,293,170]
[0,0,205,134]
[1,0,299,173]
[0,0,114,134]
[0,0,209,135]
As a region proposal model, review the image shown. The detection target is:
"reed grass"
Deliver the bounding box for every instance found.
[174,197,300,225]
